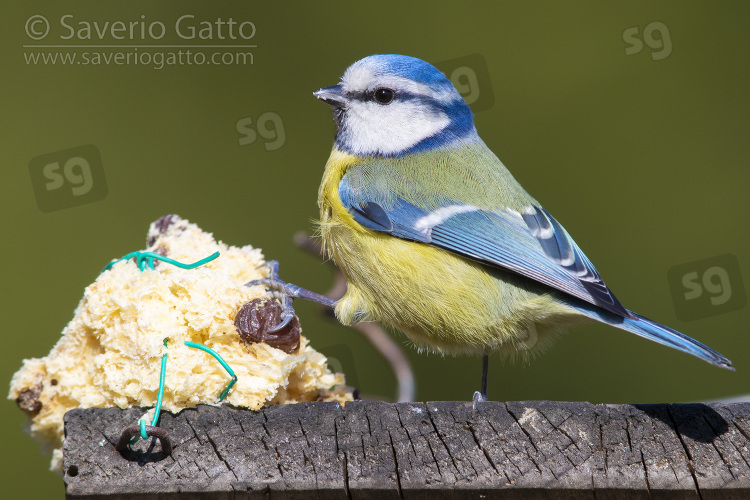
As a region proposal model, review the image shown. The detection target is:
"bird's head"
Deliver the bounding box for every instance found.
[314,54,477,157]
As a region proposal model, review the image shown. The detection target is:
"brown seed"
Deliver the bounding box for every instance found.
[16,385,43,417]
[147,214,179,247]
[234,298,300,354]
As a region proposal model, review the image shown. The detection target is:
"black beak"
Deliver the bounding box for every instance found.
[313,84,347,108]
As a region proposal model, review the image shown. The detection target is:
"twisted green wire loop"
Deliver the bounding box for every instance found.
[102,251,220,273]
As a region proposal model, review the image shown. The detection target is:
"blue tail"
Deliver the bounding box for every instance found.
[571,302,734,370]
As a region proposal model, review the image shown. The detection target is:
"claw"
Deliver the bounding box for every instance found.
[472,390,488,418]
[245,262,337,333]
[472,353,490,418]
[245,277,288,295]
[270,291,296,333]
[255,260,280,278]
[268,312,294,333]
[244,278,297,332]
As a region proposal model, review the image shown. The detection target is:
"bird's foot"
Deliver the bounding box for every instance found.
[246,260,336,332]
[471,353,490,417]
[472,390,488,418]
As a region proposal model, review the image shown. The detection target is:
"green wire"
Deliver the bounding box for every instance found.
[133,338,169,443]
[129,339,237,446]
[102,251,220,273]
[184,341,238,401]
[150,339,169,429]
[109,250,236,446]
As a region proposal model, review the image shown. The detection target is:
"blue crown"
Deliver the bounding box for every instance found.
[360,54,456,90]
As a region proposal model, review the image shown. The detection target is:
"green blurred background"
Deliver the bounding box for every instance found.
[2,1,748,497]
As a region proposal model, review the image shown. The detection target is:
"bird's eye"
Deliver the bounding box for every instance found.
[374,88,395,104]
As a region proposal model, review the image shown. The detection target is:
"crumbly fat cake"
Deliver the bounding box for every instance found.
[9,215,352,471]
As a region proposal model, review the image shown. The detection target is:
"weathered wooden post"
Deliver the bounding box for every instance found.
[63,400,750,498]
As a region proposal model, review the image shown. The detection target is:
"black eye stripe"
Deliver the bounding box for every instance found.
[345,89,445,109]
[348,89,400,103]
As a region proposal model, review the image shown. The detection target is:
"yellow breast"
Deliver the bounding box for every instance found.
[317,149,582,356]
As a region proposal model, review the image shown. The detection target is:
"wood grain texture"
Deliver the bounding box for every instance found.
[63,401,750,499]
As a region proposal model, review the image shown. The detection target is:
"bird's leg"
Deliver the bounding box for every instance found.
[245,260,337,332]
[472,353,489,417]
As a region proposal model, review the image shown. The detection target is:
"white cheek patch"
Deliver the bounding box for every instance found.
[343,100,450,155]
[413,204,479,232]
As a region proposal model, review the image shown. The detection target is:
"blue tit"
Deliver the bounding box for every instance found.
[260,54,733,406]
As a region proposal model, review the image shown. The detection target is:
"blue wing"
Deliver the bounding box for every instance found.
[338,173,736,370]
[339,173,631,318]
